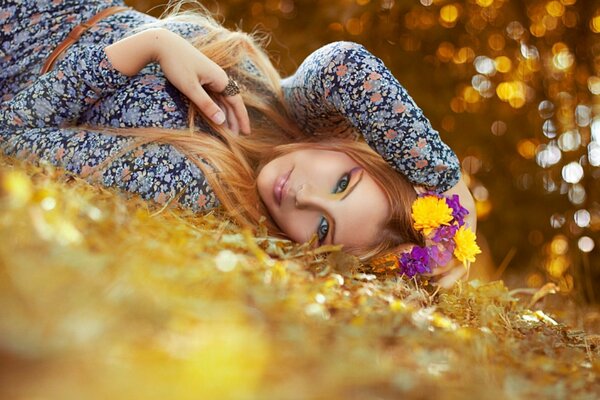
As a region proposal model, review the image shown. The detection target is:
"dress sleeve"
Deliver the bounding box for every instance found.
[0,125,219,212]
[281,41,461,192]
[0,45,129,130]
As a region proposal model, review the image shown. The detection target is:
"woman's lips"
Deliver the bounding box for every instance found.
[273,169,292,206]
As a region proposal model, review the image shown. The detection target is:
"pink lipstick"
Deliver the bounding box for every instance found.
[273,169,292,206]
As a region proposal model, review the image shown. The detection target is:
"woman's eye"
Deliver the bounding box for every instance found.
[317,217,329,243]
[335,173,350,193]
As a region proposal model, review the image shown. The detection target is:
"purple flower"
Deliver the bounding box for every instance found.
[399,246,432,277]
[432,224,458,244]
[445,194,469,226]
[429,244,454,266]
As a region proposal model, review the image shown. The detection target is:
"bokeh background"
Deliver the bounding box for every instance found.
[127,0,600,303]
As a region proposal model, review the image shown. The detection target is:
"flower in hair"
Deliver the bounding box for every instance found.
[399,246,432,277]
[453,225,481,265]
[445,194,469,226]
[371,193,480,279]
[411,195,453,236]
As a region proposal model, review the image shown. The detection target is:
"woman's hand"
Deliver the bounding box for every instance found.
[422,259,469,289]
[395,242,469,289]
[105,28,250,135]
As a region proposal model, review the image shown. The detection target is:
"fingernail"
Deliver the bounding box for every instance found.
[211,110,226,125]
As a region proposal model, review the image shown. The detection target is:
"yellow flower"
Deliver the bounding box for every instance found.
[411,195,454,236]
[453,226,481,266]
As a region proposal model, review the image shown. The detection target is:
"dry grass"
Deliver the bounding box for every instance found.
[0,154,599,400]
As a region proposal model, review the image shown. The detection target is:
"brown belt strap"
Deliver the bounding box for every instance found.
[40,6,131,75]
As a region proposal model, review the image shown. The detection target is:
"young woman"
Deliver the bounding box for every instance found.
[0,0,476,286]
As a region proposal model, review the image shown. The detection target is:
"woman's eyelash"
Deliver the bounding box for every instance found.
[317,216,329,244]
[334,173,350,193]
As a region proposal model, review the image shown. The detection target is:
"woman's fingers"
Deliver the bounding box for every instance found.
[436,266,468,289]
[221,99,240,135]
[422,262,455,277]
[189,86,250,136]
[187,83,226,125]
[223,94,251,135]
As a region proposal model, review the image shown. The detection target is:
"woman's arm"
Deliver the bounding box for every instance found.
[0,45,129,130]
[1,126,219,212]
[442,177,476,232]
[1,29,249,133]
[105,28,250,134]
[282,41,460,192]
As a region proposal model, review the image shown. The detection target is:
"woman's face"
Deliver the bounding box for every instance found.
[257,149,390,249]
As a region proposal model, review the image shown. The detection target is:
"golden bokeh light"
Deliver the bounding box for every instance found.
[517,139,537,159]
[591,15,600,33]
[476,0,494,7]
[494,56,512,72]
[488,33,505,51]
[437,41,455,62]
[345,17,363,35]
[545,1,565,18]
[550,235,569,255]
[453,46,475,64]
[440,4,460,25]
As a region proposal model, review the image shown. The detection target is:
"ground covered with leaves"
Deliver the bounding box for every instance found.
[0,154,599,400]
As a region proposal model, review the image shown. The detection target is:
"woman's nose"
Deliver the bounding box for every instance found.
[294,183,329,210]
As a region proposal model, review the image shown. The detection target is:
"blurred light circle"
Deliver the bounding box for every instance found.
[520,43,539,59]
[550,213,565,228]
[536,143,561,168]
[591,118,600,142]
[517,139,536,159]
[440,4,459,24]
[551,235,569,255]
[588,142,600,167]
[578,236,595,253]
[420,0,433,5]
[491,120,507,136]
[381,0,395,10]
[557,130,581,152]
[506,21,525,40]
[546,1,565,17]
[474,56,496,75]
[592,15,600,33]
[538,100,554,119]
[516,173,533,190]
[542,120,557,138]
[574,209,591,228]
[568,184,586,205]
[543,175,557,192]
[588,76,600,95]
[561,162,583,184]
[494,56,511,72]
[472,74,486,88]
[575,105,591,127]
[473,185,489,201]
[462,155,482,174]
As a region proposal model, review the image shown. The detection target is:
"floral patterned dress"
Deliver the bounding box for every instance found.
[0,0,460,214]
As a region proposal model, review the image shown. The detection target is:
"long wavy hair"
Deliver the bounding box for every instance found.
[93,1,423,260]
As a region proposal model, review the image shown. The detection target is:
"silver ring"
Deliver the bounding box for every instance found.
[220,78,241,96]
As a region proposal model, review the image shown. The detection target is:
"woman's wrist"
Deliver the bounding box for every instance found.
[442,177,477,232]
[105,28,171,76]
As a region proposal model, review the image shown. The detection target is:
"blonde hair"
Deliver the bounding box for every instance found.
[92,1,423,261]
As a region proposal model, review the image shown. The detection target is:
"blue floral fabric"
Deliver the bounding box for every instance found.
[1,0,219,211]
[282,42,460,192]
[0,0,460,215]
